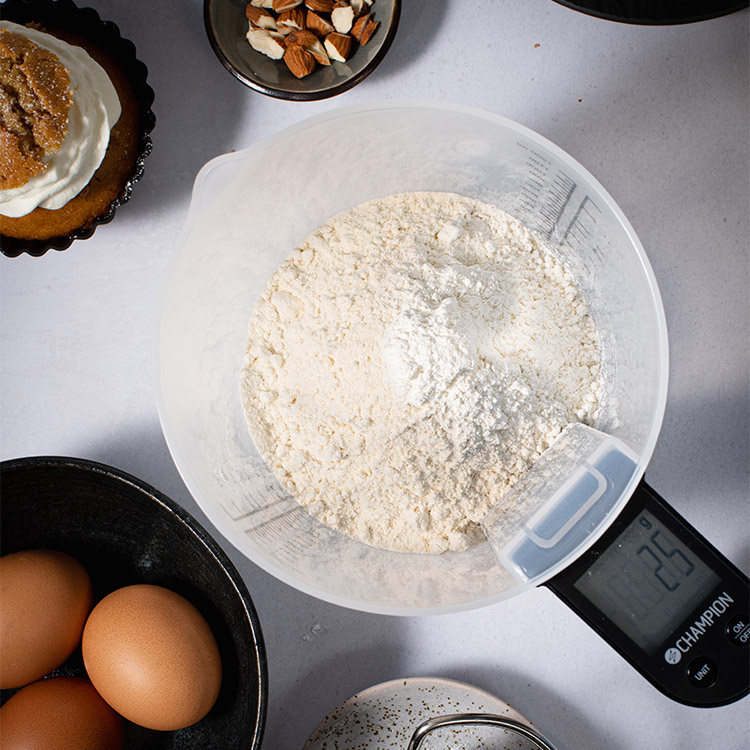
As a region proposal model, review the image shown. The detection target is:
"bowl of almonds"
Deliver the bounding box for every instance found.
[204,0,400,100]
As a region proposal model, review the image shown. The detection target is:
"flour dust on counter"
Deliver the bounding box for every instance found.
[240,192,601,554]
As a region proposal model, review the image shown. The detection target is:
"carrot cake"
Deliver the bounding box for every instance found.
[0,16,151,250]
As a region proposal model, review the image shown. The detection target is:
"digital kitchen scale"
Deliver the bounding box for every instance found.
[483,423,749,708]
[545,482,749,707]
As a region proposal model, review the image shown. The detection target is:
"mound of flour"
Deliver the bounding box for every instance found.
[241,192,601,553]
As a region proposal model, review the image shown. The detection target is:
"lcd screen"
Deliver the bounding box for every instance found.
[574,510,720,652]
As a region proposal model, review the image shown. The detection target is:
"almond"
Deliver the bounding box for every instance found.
[305,0,334,12]
[305,9,334,36]
[277,7,306,30]
[285,28,318,45]
[324,31,352,62]
[246,28,286,59]
[283,44,316,77]
[350,0,368,16]
[272,0,302,11]
[331,2,355,33]
[245,0,377,75]
[286,29,331,64]
[350,14,378,44]
[246,5,277,29]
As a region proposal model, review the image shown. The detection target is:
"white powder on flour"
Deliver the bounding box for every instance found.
[240,192,601,553]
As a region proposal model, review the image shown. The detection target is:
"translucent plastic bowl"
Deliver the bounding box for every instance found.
[156,101,668,615]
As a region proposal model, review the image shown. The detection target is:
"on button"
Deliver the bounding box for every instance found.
[725,615,750,647]
[686,657,719,688]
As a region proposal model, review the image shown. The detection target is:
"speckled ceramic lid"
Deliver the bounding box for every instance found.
[303,677,551,750]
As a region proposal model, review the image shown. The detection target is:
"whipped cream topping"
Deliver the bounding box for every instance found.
[0,21,121,218]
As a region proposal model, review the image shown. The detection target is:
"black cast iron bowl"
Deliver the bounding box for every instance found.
[0,456,267,750]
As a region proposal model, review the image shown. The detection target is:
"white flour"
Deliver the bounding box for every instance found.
[241,192,601,553]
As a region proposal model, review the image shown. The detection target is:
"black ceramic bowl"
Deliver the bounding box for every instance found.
[0,0,155,258]
[550,0,748,24]
[204,0,400,100]
[0,456,267,750]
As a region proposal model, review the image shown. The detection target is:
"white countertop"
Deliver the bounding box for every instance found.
[1,1,748,748]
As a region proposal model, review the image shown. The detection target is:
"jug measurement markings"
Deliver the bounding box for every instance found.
[228,498,298,526]
[539,172,577,241]
[519,145,583,243]
[560,195,603,260]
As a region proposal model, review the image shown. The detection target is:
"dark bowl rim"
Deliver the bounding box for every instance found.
[549,0,748,24]
[203,0,401,101]
[0,0,156,259]
[0,454,268,750]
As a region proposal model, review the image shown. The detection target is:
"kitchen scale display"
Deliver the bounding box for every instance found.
[545,483,749,707]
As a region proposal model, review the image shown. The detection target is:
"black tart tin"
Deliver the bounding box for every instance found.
[0,0,156,258]
[0,456,267,750]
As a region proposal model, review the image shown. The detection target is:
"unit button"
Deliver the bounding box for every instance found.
[725,615,750,647]
[686,657,719,688]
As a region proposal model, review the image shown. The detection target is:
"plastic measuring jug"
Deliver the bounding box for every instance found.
[156,101,668,615]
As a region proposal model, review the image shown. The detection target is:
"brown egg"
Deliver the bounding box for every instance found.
[0,549,93,689]
[82,583,222,731]
[0,676,125,750]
